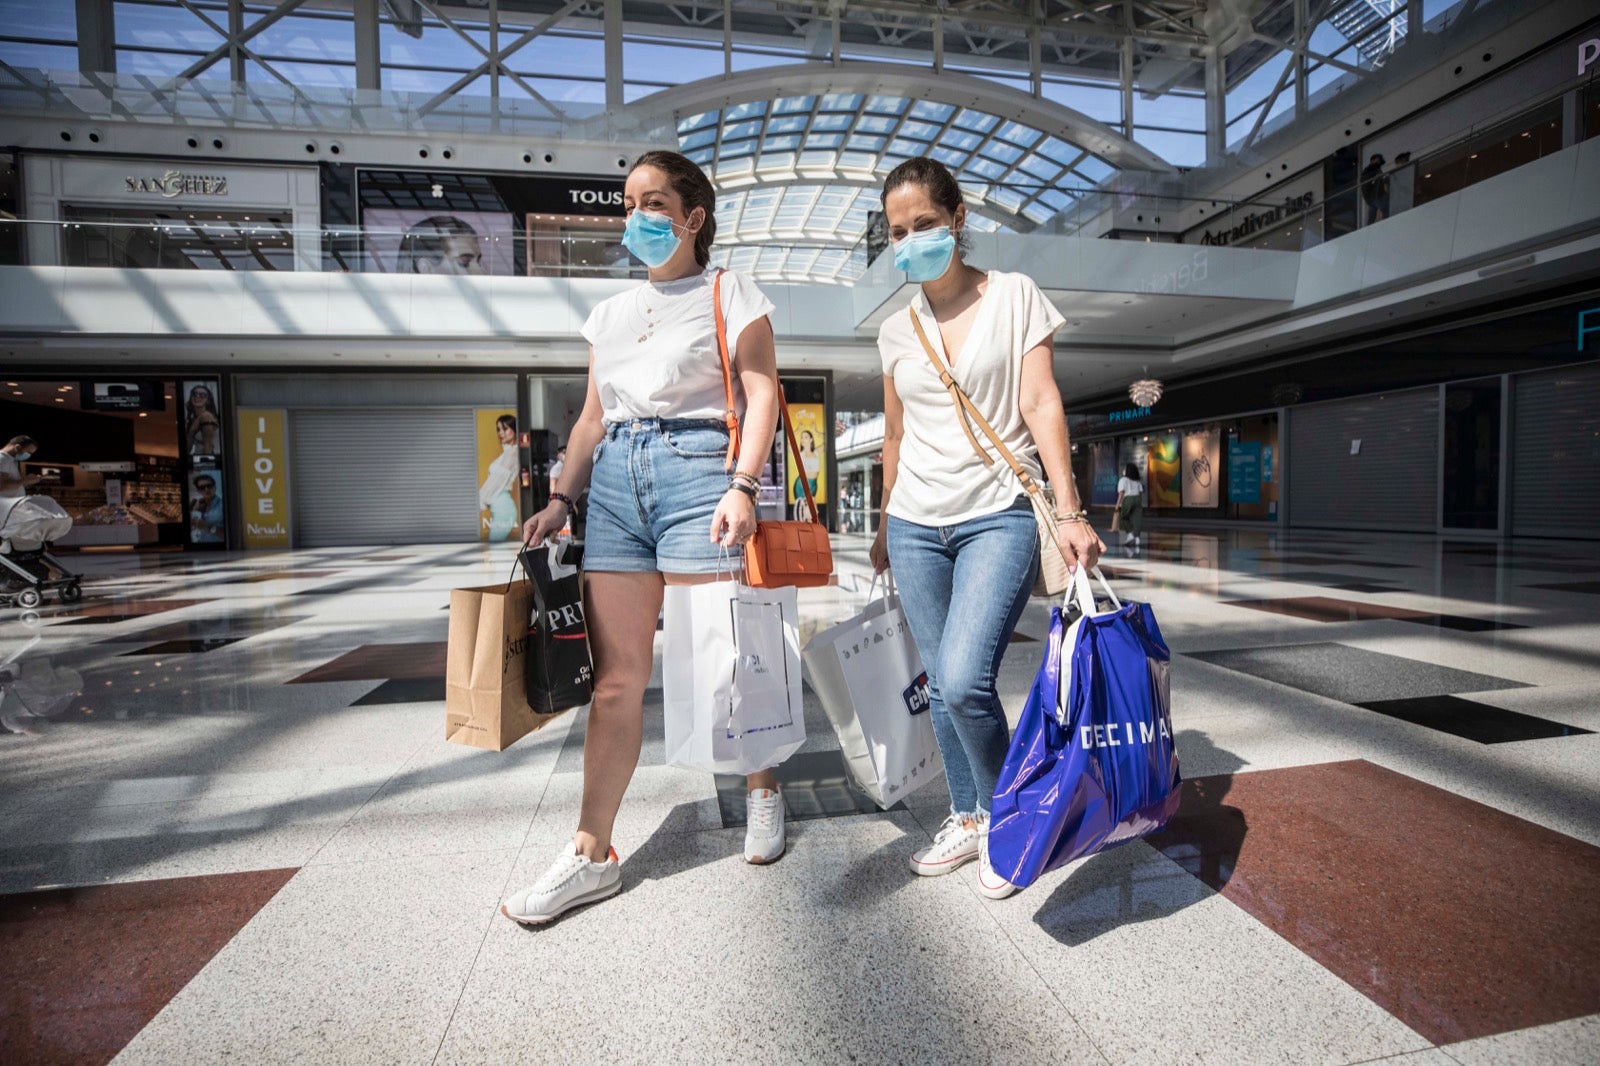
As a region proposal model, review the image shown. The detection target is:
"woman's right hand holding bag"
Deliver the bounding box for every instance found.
[522,500,569,547]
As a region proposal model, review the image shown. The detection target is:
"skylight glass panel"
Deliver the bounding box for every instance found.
[1039,188,1074,211]
[963,157,1007,181]
[768,115,809,134]
[757,247,786,270]
[804,132,844,149]
[1074,156,1113,183]
[1035,136,1078,165]
[910,100,956,123]
[1022,201,1055,224]
[723,120,762,140]
[772,96,814,114]
[992,187,1025,211]
[931,146,969,168]
[812,113,853,131]
[724,101,767,121]
[939,129,982,152]
[686,147,714,164]
[899,120,941,141]
[1018,155,1062,182]
[856,115,897,134]
[799,150,840,166]
[979,141,1024,165]
[679,110,719,132]
[845,134,884,152]
[818,93,863,111]
[838,151,878,170]
[756,152,798,172]
[864,95,907,115]
[680,128,717,150]
[995,121,1042,148]
[953,109,1000,133]
[719,139,757,160]
[887,138,926,157]
[763,134,802,151]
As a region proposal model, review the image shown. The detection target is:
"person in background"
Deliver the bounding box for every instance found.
[1360,154,1390,225]
[1389,151,1416,215]
[189,474,224,543]
[479,414,519,541]
[0,436,39,500]
[548,445,567,485]
[1116,462,1144,551]
[869,157,1102,900]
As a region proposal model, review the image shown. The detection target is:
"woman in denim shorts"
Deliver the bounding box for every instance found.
[502,151,787,926]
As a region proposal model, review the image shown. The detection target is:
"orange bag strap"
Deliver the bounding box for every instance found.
[778,391,822,525]
[711,269,741,468]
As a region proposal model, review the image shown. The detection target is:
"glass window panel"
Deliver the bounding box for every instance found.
[1134,127,1205,165]
[953,109,1000,133]
[382,66,476,96]
[963,157,1007,180]
[910,100,956,122]
[1018,155,1062,182]
[1040,79,1121,123]
[763,134,801,151]
[270,60,357,90]
[1074,156,1113,183]
[1022,201,1055,223]
[115,1,224,50]
[811,113,853,131]
[1226,52,1291,127]
[972,71,1031,93]
[679,110,720,131]
[887,138,926,157]
[686,147,715,164]
[506,32,605,79]
[863,94,907,115]
[115,48,227,79]
[939,129,982,151]
[380,21,483,70]
[724,100,767,121]
[931,146,969,168]
[729,49,800,72]
[250,13,357,64]
[898,120,942,141]
[768,115,808,134]
[818,92,863,111]
[4,1,77,42]
[856,115,897,134]
[723,120,762,139]
[1,41,78,70]
[995,121,1041,148]
[719,139,756,159]
[1035,136,1079,165]
[846,134,885,152]
[838,151,877,170]
[756,152,797,172]
[992,187,1024,210]
[623,40,723,83]
[979,140,1023,165]
[773,96,814,113]
[680,128,718,150]
[803,132,844,149]
[1134,92,1205,131]
[1039,188,1074,211]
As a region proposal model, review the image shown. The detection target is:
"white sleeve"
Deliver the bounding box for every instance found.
[721,271,777,361]
[579,299,607,347]
[1017,274,1066,355]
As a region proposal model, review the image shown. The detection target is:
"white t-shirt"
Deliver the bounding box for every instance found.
[878,271,1065,525]
[0,450,23,499]
[1118,476,1143,498]
[581,267,776,423]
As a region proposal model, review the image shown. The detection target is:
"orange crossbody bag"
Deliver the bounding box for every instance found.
[712,270,833,589]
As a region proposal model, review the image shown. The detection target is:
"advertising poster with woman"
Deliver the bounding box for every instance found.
[182,380,223,462]
[181,378,227,547]
[476,409,521,541]
[785,403,827,509]
[1147,433,1183,507]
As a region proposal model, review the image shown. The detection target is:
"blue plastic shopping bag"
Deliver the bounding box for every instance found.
[987,566,1180,889]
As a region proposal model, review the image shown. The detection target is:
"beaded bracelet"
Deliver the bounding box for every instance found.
[550,492,575,510]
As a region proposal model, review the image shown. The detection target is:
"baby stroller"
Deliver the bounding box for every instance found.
[0,495,83,609]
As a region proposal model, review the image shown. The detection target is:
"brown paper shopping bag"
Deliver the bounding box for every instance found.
[445,579,563,751]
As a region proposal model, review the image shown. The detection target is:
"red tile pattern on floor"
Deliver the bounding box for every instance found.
[1148,759,1600,1045]
[288,641,448,683]
[0,869,297,1066]
[1223,596,1433,622]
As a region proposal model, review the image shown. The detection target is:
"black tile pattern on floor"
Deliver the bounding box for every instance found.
[1422,615,1526,633]
[714,749,905,827]
[1185,642,1529,705]
[1354,696,1595,744]
[1274,571,1405,589]
[102,614,311,643]
[350,677,447,705]
[1526,581,1600,595]
[1328,583,1405,594]
[120,638,243,656]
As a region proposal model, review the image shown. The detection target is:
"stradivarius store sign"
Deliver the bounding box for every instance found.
[125,169,230,197]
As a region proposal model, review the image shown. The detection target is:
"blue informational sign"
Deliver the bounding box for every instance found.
[1229,441,1262,503]
[1262,444,1275,483]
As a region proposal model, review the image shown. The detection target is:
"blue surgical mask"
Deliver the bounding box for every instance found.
[894,226,957,283]
[622,209,684,268]
[15,451,31,462]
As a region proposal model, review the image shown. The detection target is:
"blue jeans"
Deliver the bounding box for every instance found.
[887,496,1038,816]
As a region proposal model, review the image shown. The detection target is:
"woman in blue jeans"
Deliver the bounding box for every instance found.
[869,158,1103,899]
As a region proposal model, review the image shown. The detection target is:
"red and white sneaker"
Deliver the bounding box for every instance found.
[910,813,981,876]
[976,830,1019,899]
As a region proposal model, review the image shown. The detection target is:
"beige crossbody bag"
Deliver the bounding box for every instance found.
[907,308,1072,596]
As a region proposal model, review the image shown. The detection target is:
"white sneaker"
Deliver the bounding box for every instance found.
[744,788,786,864]
[501,842,622,926]
[976,831,1019,899]
[910,812,981,876]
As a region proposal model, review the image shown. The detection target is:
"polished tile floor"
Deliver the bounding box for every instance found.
[1,529,1597,1065]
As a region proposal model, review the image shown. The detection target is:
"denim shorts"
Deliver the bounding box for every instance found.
[583,417,741,575]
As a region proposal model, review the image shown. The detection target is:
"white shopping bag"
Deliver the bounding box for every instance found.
[662,577,805,775]
[802,573,941,808]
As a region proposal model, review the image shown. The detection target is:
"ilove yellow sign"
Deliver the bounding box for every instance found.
[236,408,291,549]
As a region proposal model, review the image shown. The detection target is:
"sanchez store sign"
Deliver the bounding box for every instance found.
[125,169,230,197]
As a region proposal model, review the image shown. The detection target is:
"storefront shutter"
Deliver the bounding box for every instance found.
[289,408,479,546]
[1287,388,1439,531]
[1510,364,1600,539]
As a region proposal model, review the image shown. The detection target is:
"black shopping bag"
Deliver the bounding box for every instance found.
[518,538,595,716]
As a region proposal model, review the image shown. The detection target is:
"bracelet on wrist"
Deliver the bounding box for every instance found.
[1055,510,1088,523]
[730,471,760,487]
[549,492,574,510]
[728,480,758,500]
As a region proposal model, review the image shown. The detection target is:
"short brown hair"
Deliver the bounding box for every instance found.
[630,150,718,267]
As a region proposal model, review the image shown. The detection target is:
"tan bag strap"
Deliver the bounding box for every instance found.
[713,270,821,525]
[908,308,1043,498]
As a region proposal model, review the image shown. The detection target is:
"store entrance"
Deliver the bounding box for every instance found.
[0,378,218,550]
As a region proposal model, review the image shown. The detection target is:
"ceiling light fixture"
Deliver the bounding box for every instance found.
[1128,372,1163,408]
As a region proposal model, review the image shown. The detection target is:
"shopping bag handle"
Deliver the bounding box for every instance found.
[1065,564,1122,618]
